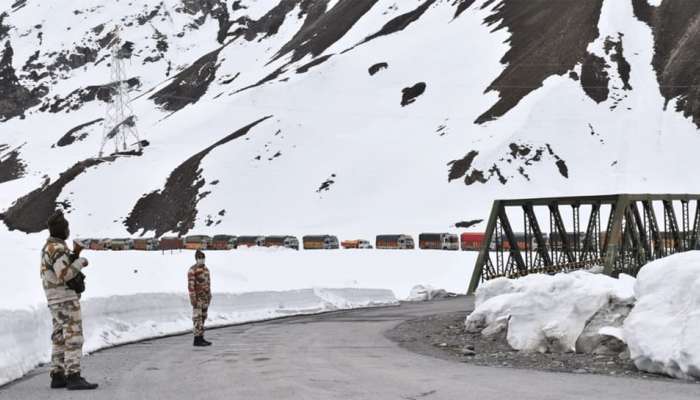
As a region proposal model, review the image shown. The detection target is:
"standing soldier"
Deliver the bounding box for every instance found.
[188,250,212,346]
[41,211,98,390]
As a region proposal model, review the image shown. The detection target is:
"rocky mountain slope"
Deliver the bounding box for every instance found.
[0,0,699,238]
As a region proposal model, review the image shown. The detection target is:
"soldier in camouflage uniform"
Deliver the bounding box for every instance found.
[41,211,98,390]
[188,250,212,346]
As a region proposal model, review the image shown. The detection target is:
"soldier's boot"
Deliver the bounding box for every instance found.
[201,337,212,346]
[193,336,208,347]
[50,371,67,389]
[66,374,99,390]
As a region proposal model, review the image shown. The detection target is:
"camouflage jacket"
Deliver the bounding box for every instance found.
[188,264,211,307]
[40,237,88,306]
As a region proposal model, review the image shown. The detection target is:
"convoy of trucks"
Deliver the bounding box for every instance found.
[76,232,522,252]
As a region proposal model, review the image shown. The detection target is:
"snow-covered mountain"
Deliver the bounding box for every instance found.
[1,0,699,238]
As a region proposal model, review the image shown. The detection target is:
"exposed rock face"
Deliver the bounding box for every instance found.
[231,0,327,43]
[476,0,604,124]
[401,82,426,106]
[0,42,42,121]
[604,35,632,91]
[358,0,436,47]
[271,0,379,64]
[125,117,271,237]
[150,48,221,112]
[2,159,106,233]
[581,53,610,103]
[296,54,333,74]
[632,0,700,128]
[55,119,104,148]
[368,62,388,76]
[453,0,477,19]
[40,78,140,114]
[0,12,10,40]
[448,143,569,186]
[176,0,232,44]
[0,145,26,184]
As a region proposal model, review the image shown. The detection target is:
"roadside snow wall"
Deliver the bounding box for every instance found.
[0,288,397,387]
[466,271,635,353]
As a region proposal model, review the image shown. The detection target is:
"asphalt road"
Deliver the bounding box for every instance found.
[2,297,699,400]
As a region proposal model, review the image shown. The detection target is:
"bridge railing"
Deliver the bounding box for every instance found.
[467,194,700,294]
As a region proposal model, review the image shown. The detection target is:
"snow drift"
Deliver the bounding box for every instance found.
[466,271,635,353]
[624,252,700,380]
[0,288,397,387]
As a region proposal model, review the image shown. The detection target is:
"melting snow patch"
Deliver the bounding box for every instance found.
[406,285,452,302]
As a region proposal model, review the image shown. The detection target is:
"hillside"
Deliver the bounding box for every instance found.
[1,0,699,239]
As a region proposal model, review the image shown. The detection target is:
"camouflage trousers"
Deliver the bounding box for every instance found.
[192,305,208,337]
[48,300,84,375]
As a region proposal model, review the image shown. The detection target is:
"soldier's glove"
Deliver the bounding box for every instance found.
[66,271,86,294]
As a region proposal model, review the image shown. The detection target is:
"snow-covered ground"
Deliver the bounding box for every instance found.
[0,228,473,386]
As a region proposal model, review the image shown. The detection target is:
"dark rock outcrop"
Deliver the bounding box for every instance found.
[271,0,379,64]
[0,12,10,40]
[41,77,140,114]
[2,158,106,233]
[0,42,42,121]
[357,0,436,47]
[296,54,333,74]
[604,35,632,91]
[125,116,272,237]
[448,143,569,185]
[0,145,26,184]
[581,53,610,103]
[453,0,477,19]
[368,62,388,76]
[55,118,103,147]
[632,0,700,128]
[401,82,426,106]
[476,0,604,124]
[150,47,221,112]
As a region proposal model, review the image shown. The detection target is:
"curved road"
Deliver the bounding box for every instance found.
[2,298,698,399]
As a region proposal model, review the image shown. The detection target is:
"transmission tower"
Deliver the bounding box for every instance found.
[99,26,142,157]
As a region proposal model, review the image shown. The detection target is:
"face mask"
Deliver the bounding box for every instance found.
[196,259,205,266]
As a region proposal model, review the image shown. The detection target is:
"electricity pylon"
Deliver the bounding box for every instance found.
[99,26,142,157]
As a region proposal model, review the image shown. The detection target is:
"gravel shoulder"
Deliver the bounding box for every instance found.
[385,309,692,383]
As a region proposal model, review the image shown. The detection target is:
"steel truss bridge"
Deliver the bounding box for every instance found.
[468,194,700,294]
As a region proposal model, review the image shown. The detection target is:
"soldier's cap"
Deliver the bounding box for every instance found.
[47,210,69,238]
[195,250,205,259]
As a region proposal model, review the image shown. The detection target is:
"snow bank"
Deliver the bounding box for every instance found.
[0,231,472,386]
[466,271,635,352]
[624,252,700,380]
[0,288,396,386]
